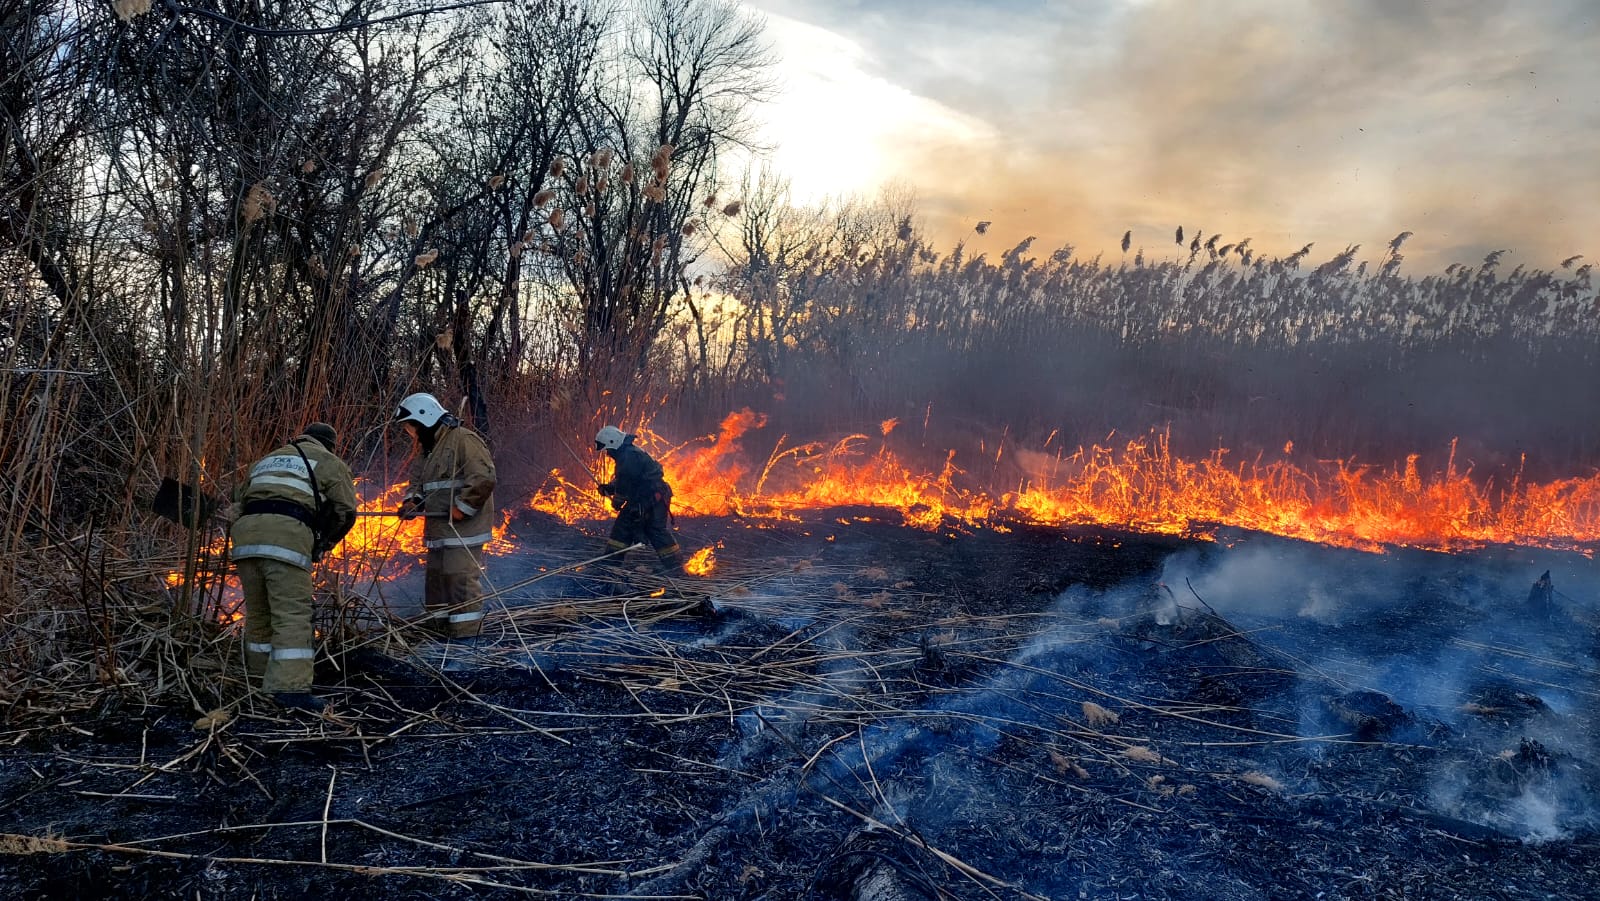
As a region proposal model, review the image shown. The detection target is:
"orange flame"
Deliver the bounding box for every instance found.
[321,480,519,579]
[525,413,1600,554]
[173,412,1600,608]
[685,544,718,575]
[168,479,518,619]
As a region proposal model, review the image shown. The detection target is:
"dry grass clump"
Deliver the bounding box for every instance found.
[1239,771,1286,792]
[860,591,893,608]
[1121,745,1164,764]
[193,708,233,731]
[0,833,71,855]
[1082,700,1120,727]
[1048,748,1089,779]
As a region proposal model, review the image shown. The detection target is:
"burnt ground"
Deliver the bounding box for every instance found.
[3,508,1599,900]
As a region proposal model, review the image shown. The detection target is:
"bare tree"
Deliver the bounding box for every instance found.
[547,0,772,415]
[396,0,607,430]
[1,0,95,325]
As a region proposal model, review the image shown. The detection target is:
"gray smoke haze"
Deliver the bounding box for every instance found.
[748,0,1600,270]
[1156,540,1600,706]
[1152,538,1600,839]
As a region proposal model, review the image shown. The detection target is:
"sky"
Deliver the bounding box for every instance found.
[739,0,1600,272]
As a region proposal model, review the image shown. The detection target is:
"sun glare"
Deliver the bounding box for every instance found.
[744,13,997,206]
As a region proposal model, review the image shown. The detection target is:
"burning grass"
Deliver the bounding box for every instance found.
[521,413,1600,555]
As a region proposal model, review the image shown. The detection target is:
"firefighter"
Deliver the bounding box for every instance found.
[594,425,683,580]
[230,422,358,712]
[394,392,497,638]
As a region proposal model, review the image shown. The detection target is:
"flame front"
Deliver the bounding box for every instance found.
[526,413,1600,554]
[173,411,1600,613]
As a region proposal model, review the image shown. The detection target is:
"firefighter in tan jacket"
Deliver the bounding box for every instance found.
[230,422,358,712]
[394,393,497,638]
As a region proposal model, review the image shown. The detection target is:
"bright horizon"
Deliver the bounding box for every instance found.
[742,0,1600,272]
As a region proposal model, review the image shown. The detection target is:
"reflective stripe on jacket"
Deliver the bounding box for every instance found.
[231,436,359,570]
[407,425,497,550]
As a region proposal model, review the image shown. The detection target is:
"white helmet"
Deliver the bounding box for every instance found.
[594,425,626,451]
[395,392,447,428]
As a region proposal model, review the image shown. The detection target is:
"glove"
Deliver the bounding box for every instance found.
[598,482,616,498]
[451,506,468,522]
[609,497,623,512]
[398,496,424,520]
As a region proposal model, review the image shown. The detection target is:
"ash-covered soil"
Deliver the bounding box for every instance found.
[2,510,1598,900]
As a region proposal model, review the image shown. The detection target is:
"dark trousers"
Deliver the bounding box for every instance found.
[605,497,681,575]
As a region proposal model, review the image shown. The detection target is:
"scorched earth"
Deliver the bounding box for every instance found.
[2,506,1598,900]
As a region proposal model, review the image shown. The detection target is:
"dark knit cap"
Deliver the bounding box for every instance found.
[303,422,338,451]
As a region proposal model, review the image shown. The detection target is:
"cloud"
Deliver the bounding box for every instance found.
[746,0,1600,269]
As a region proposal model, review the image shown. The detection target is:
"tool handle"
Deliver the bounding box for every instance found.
[355,510,448,518]
[555,434,602,485]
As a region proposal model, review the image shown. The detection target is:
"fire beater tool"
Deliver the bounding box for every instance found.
[151,476,221,529]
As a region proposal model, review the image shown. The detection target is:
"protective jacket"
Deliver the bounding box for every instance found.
[604,437,671,511]
[599,436,680,576]
[232,436,358,570]
[406,424,497,549]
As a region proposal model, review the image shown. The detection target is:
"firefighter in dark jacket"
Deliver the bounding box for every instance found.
[394,392,497,638]
[230,422,358,712]
[594,425,683,577]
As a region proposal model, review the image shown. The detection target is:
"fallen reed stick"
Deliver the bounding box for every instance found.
[321,765,337,863]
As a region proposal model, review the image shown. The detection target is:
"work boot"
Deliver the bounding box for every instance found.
[655,548,685,579]
[589,560,633,597]
[272,691,326,713]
